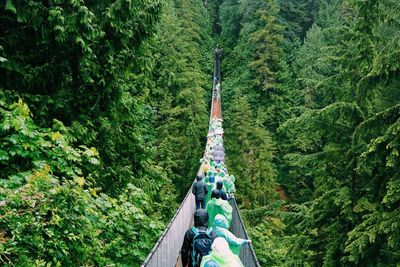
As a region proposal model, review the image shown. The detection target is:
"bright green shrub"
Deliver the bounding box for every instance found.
[0,98,99,189]
[0,99,163,266]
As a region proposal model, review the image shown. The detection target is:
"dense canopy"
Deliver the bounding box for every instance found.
[1,0,400,266]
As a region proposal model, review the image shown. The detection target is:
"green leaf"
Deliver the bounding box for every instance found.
[5,0,16,14]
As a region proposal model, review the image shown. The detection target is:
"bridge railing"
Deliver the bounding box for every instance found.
[142,191,261,267]
[230,198,261,267]
[141,180,196,267]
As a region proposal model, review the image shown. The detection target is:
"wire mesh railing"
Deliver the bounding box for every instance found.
[230,199,261,267]
[141,180,196,267]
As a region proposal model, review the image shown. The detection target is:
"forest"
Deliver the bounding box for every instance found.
[0,0,399,266]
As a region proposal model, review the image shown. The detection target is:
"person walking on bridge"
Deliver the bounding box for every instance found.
[216,181,229,201]
[212,214,251,255]
[206,189,232,227]
[200,237,244,267]
[181,209,218,267]
[193,174,208,210]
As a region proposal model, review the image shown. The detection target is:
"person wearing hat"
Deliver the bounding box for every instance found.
[200,237,244,267]
[181,209,218,267]
[203,260,219,267]
[212,214,251,255]
[206,189,232,227]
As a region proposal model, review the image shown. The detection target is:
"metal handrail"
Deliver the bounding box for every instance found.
[230,199,261,267]
[141,178,196,266]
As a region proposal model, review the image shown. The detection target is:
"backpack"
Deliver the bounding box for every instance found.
[191,227,213,267]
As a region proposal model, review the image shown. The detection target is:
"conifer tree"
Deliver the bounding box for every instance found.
[151,0,211,198]
[249,0,285,91]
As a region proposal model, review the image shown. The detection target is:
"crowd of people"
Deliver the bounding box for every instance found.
[181,117,251,267]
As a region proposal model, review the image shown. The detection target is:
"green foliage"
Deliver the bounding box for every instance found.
[0,98,100,189]
[274,0,400,265]
[0,0,169,199]
[343,105,400,265]
[293,0,349,108]
[0,99,163,266]
[207,0,224,36]
[278,102,363,202]
[218,0,400,265]
[0,0,215,264]
[249,0,285,91]
[219,1,287,265]
[246,215,287,266]
[1,177,163,266]
[2,0,400,265]
[150,0,211,198]
[278,0,318,42]
[342,0,400,113]
[224,94,277,209]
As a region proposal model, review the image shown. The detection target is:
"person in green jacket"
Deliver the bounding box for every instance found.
[212,214,251,255]
[206,190,232,227]
[200,237,244,267]
[222,175,235,194]
[205,175,216,204]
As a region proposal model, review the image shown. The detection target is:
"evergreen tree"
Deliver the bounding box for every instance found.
[249,0,285,91]
[151,0,211,198]
[2,0,400,265]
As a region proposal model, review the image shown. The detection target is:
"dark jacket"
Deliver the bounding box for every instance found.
[219,189,228,201]
[192,181,208,200]
[181,209,217,267]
